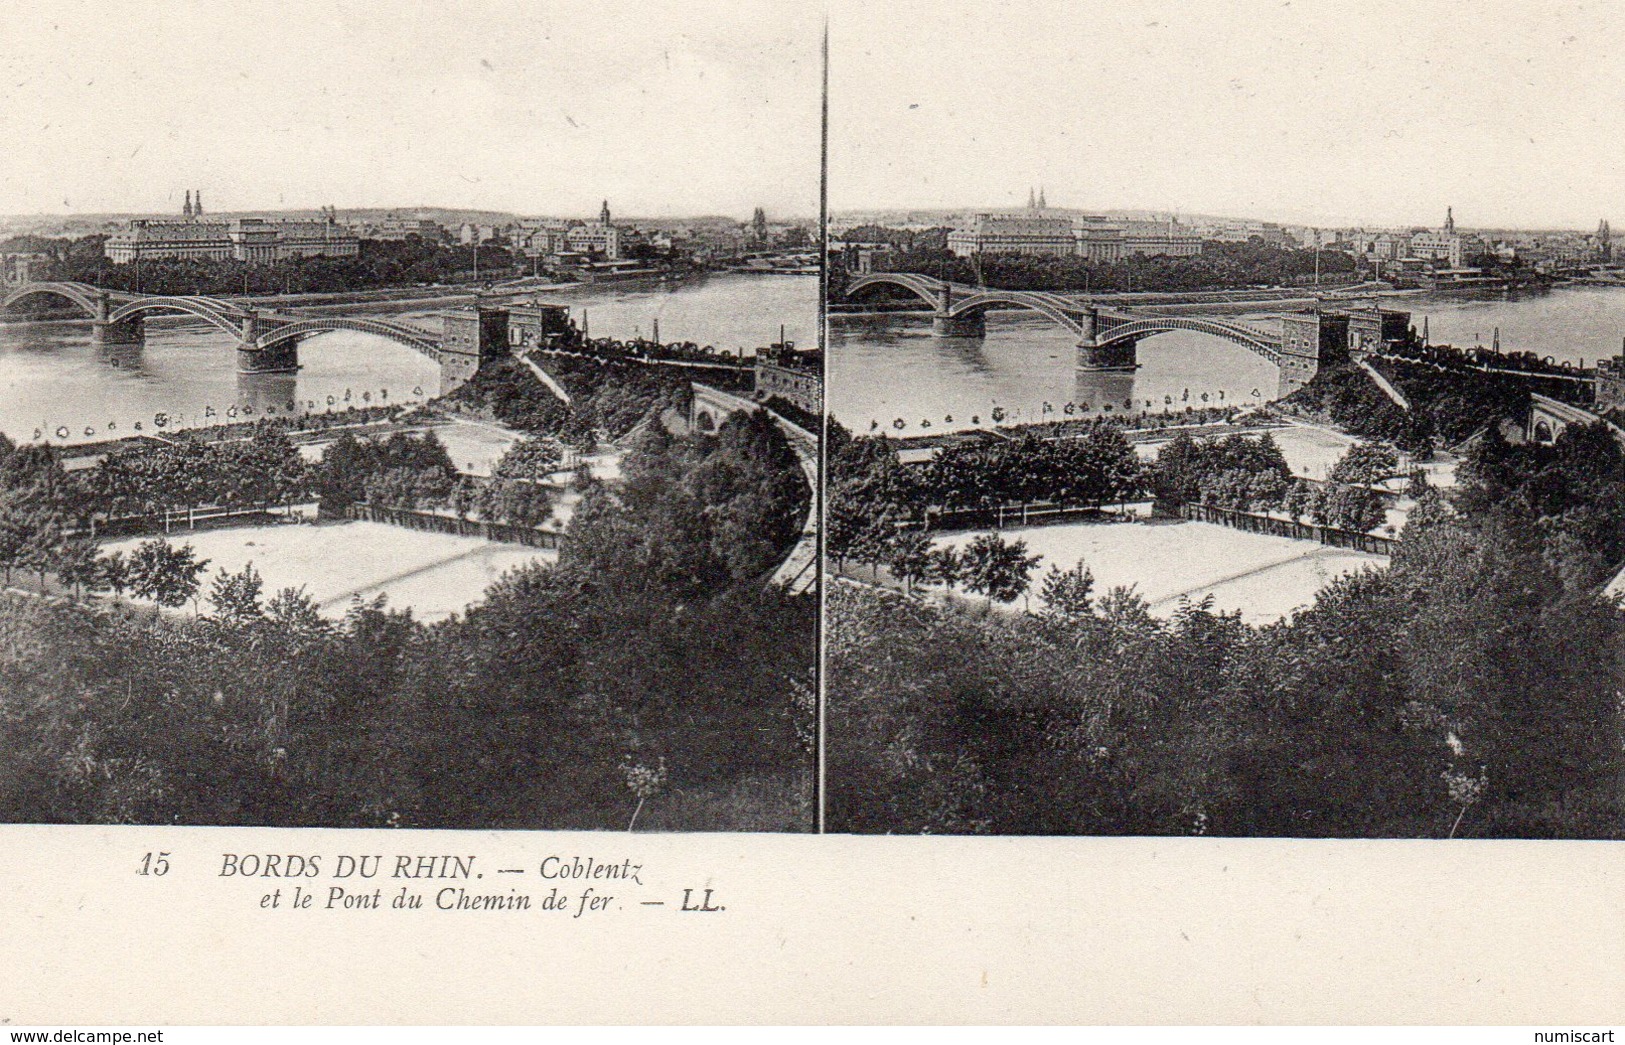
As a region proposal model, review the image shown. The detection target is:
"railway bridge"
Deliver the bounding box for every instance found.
[0,280,499,391]
[840,273,1406,396]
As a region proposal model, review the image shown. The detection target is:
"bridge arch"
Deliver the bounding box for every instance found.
[107,296,246,339]
[254,317,442,359]
[1096,316,1282,366]
[1,281,103,316]
[843,272,949,309]
[946,291,1087,337]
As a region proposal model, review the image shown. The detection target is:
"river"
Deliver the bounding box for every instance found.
[0,272,815,445]
[828,285,1625,436]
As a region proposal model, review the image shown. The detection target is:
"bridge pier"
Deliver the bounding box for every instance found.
[930,281,985,338]
[932,311,986,337]
[92,315,143,345]
[237,341,299,374]
[235,310,298,373]
[90,288,143,344]
[1076,338,1139,371]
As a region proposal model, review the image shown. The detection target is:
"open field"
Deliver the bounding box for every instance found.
[103,519,553,621]
[933,518,1386,625]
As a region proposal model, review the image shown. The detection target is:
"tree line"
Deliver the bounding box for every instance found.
[0,425,593,595]
[836,238,1358,297]
[826,418,1145,572]
[11,234,521,300]
[827,419,1395,583]
[1150,431,1391,534]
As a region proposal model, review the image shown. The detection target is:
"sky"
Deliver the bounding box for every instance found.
[0,0,820,220]
[829,0,1625,230]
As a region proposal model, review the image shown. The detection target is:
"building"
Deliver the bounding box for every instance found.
[754,342,823,417]
[1203,221,1291,247]
[436,305,510,391]
[105,219,232,262]
[948,213,1075,257]
[104,195,359,263]
[1,250,53,286]
[1408,208,1486,268]
[531,200,622,261]
[565,223,622,260]
[1119,219,1202,258]
[273,218,361,259]
[505,302,578,351]
[1595,351,1625,414]
[349,216,444,242]
[515,226,571,258]
[106,217,360,263]
[1073,219,1125,262]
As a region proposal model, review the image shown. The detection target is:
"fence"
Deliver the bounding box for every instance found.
[1175,501,1399,556]
[347,502,563,550]
[75,502,316,540]
[923,500,1146,532]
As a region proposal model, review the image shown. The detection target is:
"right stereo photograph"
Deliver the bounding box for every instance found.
[822,1,1625,838]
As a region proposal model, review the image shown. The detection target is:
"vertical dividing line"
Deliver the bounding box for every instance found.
[816,12,830,835]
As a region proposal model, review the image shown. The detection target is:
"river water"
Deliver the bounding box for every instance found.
[0,272,815,445]
[828,285,1625,436]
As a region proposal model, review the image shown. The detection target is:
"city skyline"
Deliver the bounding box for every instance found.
[0,0,820,219]
[831,201,1611,237]
[829,0,1625,230]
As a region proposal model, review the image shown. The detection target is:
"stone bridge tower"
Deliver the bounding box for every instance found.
[437,302,511,392]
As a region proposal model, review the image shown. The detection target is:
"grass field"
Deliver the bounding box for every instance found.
[933,518,1386,624]
[103,519,554,621]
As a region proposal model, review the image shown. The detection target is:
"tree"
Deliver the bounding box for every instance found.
[99,550,130,601]
[494,437,567,482]
[1323,484,1387,533]
[449,477,476,520]
[1280,479,1314,523]
[0,494,36,585]
[21,514,64,589]
[1330,442,1400,486]
[887,530,934,592]
[927,546,963,591]
[961,532,1043,611]
[126,539,210,611]
[1040,560,1095,618]
[209,564,266,624]
[478,478,555,528]
[52,540,104,599]
[265,586,330,643]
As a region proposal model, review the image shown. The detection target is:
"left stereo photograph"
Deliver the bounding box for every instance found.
[0,1,823,832]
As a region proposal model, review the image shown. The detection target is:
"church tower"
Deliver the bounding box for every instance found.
[194,190,203,217]
[1037,187,1047,211]
[1027,187,1036,212]
[183,190,193,219]
[1444,206,1455,234]
[599,200,611,226]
